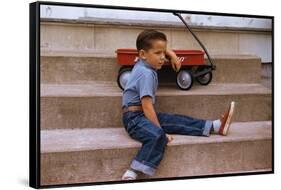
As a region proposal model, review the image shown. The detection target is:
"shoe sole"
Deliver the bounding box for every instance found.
[222,101,235,135]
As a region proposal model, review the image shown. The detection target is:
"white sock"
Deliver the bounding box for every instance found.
[122,169,138,180]
[212,119,221,134]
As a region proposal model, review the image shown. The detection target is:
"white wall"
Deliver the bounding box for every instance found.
[40,5,272,29]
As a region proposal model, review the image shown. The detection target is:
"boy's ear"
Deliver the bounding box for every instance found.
[139,49,146,60]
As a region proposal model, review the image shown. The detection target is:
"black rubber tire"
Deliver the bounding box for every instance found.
[195,68,213,85]
[117,67,132,90]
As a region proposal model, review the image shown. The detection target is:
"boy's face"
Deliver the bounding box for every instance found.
[139,40,167,70]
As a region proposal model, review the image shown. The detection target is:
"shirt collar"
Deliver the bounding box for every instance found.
[138,59,157,71]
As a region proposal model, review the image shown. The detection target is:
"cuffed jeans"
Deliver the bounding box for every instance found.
[122,111,212,176]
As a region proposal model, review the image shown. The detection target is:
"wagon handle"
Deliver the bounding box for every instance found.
[173,12,216,70]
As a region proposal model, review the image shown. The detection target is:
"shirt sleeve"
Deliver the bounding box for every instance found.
[136,72,155,100]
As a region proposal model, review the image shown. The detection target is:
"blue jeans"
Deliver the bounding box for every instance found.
[122,111,212,176]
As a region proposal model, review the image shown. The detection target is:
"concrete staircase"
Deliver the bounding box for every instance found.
[40,19,272,186]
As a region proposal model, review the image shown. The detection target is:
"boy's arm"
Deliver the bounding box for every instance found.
[141,96,161,127]
[141,96,174,143]
[166,49,181,72]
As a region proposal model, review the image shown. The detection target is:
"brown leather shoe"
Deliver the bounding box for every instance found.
[219,101,235,136]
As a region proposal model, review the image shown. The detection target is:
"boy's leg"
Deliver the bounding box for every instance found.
[157,112,212,137]
[157,101,236,137]
[123,111,168,177]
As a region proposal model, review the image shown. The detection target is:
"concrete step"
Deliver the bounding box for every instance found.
[40,82,272,130]
[41,52,261,84]
[40,121,272,186]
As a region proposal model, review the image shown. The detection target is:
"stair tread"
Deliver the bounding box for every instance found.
[41,82,271,97]
[41,48,260,59]
[41,18,272,32]
[41,121,272,153]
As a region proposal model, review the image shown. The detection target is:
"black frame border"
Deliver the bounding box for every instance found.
[29,1,274,189]
[30,2,41,189]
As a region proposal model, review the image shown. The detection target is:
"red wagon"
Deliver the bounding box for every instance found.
[116,49,213,90]
[116,12,216,91]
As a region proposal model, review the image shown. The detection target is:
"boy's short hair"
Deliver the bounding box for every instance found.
[136,29,167,51]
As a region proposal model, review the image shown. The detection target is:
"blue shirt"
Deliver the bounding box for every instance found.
[122,59,158,108]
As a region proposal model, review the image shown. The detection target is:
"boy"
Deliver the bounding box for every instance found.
[121,29,235,180]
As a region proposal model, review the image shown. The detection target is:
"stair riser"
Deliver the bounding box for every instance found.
[41,94,271,129]
[41,56,261,84]
[41,57,120,83]
[40,139,272,185]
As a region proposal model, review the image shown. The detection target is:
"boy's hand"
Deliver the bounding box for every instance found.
[171,56,181,72]
[165,49,181,72]
[166,134,174,144]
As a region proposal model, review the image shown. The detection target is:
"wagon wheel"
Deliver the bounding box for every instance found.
[195,67,213,85]
[117,67,132,90]
[176,69,193,90]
